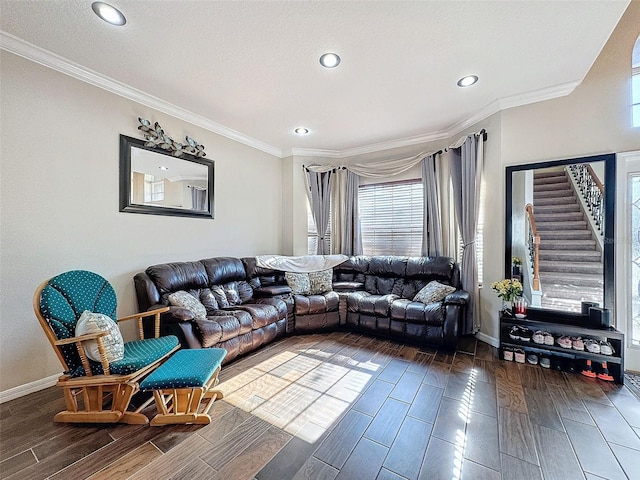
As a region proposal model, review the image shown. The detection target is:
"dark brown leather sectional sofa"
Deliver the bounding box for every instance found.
[134,255,469,364]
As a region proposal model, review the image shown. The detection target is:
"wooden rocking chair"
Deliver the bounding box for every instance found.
[33,270,180,424]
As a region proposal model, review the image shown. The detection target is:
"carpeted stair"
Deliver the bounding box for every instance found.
[533,170,603,311]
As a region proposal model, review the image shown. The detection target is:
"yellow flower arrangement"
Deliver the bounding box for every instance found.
[511,256,522,267]
[490,278,523,302]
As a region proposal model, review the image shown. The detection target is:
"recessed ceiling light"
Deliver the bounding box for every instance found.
[319,53,341,68]
[158,166,169,171]
[457,75,478,87]
[91,2,126,26]
[294,127,310,135]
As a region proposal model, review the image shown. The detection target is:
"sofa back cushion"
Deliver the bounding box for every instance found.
[354,255,459,298]
[145,261,209,296]
[333,256,368,283]
[201,257,247,285]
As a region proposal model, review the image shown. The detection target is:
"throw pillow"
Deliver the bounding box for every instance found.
[75,310,125,363]
[211,285,230,308]
[285,272,311,295]
[309,269,333,294]
[413,281,456,305]
[168,290,207,320]
[200,289,219,314]
[223,283,242,306]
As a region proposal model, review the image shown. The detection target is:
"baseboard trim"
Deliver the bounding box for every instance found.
[0,374,59,404]
[475,331,499,348]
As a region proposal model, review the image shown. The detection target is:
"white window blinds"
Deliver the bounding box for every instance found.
[359,180,423,256]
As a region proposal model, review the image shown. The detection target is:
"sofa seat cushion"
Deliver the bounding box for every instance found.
[195,310,253,347]
[347,292,399,316]
[227,298,287,329]
[294,291,339,316]
[390,299,444,325]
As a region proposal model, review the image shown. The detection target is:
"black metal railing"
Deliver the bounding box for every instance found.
[569,163,604,232]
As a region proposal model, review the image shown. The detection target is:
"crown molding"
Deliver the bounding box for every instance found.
[2,30,580,160]
[0,31,283,158]
[288,80,580,159]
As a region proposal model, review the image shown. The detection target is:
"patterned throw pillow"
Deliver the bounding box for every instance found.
[285,272,311,295]
[210,286,230,308]
[75,311,125,363]
[413,281,456,305]
[309,269,333,294]
[168,290,208,320]
[223,283,242,305]
[200,289,219,314]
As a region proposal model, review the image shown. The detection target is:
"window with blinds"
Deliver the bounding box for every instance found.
[359,180,423,256]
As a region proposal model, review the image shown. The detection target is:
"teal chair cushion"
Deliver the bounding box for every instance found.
[39,270,178,378]
[98,336,179,376]
[140,348,226,390]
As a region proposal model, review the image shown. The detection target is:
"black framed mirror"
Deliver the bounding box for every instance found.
[119,135,214,219]
[505,153,615,316]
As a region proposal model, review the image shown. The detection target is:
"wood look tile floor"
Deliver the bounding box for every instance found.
[2,332,640,480]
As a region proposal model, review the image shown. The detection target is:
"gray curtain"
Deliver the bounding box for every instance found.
[307,169,333,254]
[190,186,207,211]
[450,135,484,334]
[338,169,362,255]
[421,154,442,256]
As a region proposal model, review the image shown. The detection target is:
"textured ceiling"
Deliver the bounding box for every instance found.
[0,0,631,156]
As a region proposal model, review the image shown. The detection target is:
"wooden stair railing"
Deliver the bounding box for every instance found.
[525,203,541,291]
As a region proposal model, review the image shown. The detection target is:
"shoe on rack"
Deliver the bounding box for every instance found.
[557,336,572,349]
[585,339,601,354]
[526,353,539,365]
[514,348,526,364]
[581,359,596,378]
[532,331,545,344]
[597,361,614,381]
[599,341,614,356]
[543,332,555,346]
[551,357,563,371]
[508,326,522,341]
[571,337,584,351]
[565,359,577,373]
[519,328,532,342]
[539,355,551,369]
[503,347,514,361]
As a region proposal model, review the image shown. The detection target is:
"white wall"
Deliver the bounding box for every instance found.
[0,51,283,393]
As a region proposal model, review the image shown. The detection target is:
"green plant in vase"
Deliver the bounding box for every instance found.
[490,278,523,316]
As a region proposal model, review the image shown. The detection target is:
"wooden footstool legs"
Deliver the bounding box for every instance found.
[139,348,226,426]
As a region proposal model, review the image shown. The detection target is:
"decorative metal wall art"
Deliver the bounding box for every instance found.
[137,117,206,158]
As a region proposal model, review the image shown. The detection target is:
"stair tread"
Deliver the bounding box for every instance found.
[540,272,603,282]
[539,239,596,246]
[534,197,576,205]
[535,213,584,220]
[538,231,593,238]
[534,205,581,213]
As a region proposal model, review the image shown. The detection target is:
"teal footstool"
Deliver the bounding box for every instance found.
[140,348,226,426]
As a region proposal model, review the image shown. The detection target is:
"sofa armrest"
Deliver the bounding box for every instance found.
[254,285,292,297]
[443,290,470,306]
[333,281,364,292]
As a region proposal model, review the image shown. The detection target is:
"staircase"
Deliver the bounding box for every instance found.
[533,170,603,311]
